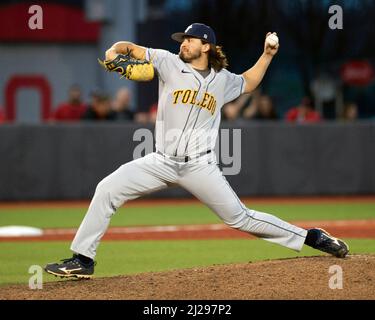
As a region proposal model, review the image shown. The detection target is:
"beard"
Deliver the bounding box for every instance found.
[179,49,202,63]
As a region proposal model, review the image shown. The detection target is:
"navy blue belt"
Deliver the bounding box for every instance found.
[156,150,211,163]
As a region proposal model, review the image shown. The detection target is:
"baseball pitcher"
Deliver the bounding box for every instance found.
[45,23,349,279]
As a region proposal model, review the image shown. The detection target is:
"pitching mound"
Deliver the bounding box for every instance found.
[1,255,374,300]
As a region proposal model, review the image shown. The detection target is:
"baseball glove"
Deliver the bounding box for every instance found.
[98,53,154,82]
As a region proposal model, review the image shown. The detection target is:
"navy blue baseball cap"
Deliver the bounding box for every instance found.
[171,23,216,45]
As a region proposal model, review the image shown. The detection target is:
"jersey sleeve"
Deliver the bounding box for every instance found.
[223,69,246,104]
[145,48,174,82]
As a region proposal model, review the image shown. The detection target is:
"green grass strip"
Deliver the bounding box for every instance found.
[0,238,374,286]
[0,203,375,229]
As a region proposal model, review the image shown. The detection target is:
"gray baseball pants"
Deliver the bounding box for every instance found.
[71,152,307,259]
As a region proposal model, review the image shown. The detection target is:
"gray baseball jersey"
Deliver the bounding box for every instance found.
[145,48,245,157]
[70,47,307,259]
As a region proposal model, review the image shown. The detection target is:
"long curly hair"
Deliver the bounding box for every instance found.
[207,43,228,72]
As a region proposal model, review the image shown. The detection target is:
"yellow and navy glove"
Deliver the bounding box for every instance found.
[98,53,154,82]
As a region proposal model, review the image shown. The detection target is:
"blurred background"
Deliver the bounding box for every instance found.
[0,0,375,200]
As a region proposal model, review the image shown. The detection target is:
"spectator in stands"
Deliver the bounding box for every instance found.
[341,102,358,121]
[133,102,158,125]
[81,91,116,121]
[112,87,134,121]
[52,85,87,121]
[0,107,6,124]
[222,94,251,121]
[134,111,151,124]
[148,102,158,123]
[285,97,321,123]
[243,92,278,120]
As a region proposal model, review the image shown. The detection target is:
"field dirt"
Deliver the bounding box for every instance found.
[1,219,374,242]
[1,255,374,300]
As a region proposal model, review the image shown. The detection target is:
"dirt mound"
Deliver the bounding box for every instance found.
[1,255,374,300]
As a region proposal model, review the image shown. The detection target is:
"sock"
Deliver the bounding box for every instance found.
[77,254,94,265]
[304,229,320,247]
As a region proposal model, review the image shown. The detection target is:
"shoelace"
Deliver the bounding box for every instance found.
[60,255,97,267]
[60,255,79,264]
[317,233,332,245]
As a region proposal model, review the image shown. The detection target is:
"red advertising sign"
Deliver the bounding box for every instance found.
[341,61,375,86]
[0,3,100,42]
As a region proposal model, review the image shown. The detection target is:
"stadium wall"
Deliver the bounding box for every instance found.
[0,122,374,200]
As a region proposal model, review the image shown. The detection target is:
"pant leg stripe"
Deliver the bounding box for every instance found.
[244,210,305,238]
[221,176,305,239]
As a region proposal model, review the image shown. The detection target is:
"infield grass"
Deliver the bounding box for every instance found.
[0,203,375,228]
[1,239,375,286]
[1,201,375,286]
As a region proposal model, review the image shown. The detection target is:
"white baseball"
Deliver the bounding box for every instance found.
[266,33,279,47]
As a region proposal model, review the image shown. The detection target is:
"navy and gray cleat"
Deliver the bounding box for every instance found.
[44,254,95,279]
[310,228,349,258]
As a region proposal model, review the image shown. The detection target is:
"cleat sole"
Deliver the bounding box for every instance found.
[45,269,93,279]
